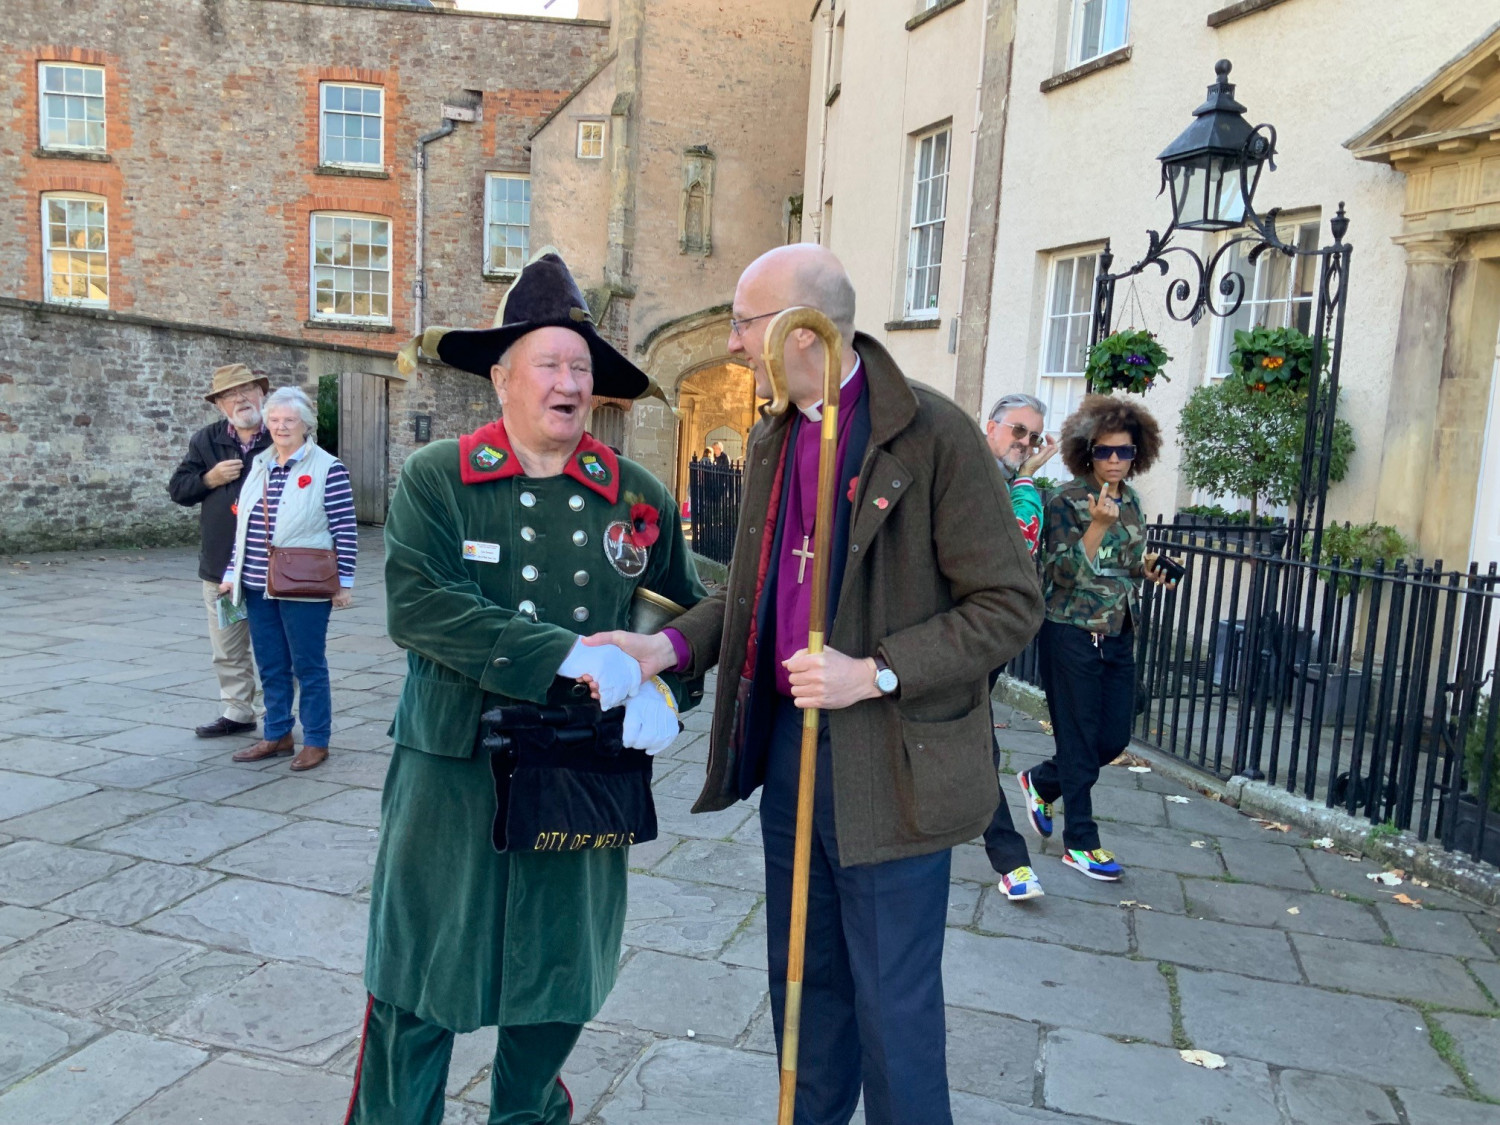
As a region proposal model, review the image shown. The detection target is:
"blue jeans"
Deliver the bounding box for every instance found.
[244,587,333,747]
[760,699,953,1125]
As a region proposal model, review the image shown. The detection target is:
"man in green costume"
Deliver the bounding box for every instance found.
[346,251,705,1125]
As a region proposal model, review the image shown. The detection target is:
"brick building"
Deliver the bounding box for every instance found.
[0,0,809,552]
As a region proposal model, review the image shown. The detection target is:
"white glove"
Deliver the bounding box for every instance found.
[622,678,681,756]
[556,638,641,711]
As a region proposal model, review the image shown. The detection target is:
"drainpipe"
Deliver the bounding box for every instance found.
[413,120,453,337]
[811,0,836,243]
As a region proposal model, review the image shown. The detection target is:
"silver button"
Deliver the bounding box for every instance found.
[521,526,536,542]
[519,491,536,507]
[568,495,585,512]
[492,657,511,667]
[522,565,539,582]
[892,480,901,488]
[517,599,537,618]
[572,606,590,622]
[573,570,590,587]
[572,530,588,547]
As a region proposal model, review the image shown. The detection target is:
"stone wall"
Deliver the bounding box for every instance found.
[0,298,489,553]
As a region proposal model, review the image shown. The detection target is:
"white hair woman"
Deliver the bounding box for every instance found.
[218,385,356,771]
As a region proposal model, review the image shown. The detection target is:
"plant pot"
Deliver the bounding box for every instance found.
[1297,663,1376,728]
[1449,792,1500,867]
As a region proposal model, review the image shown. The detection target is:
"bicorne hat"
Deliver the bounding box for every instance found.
[396,248,649,400]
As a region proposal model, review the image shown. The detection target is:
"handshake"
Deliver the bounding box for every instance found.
[556,631,681,756]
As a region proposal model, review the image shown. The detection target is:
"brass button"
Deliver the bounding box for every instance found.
[519,491,536,508]
[572,530,588,547]
[572,606,590,622]
[521,526,536,542]
[568,495,585,511]
[517,599,537,618]
[522,565,539,582]
[573,570,590,587]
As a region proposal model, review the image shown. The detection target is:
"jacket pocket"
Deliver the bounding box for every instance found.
[899,701,996,837]
[389,671,485,759]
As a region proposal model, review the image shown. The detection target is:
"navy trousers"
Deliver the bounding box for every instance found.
[243,587,333,747]
[1031,619,1136,851]
[760,699,953,1125]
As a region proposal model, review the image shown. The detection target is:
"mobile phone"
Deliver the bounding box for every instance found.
[1156,555,1186,583]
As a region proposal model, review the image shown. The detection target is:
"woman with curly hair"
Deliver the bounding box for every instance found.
[1017,395,1175,881]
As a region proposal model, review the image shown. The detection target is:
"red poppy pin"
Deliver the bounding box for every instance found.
[626,502,661,549]
[847,475,859,502]
[297,474,312,489]
[231,502,238,515]
[874,497,889,510]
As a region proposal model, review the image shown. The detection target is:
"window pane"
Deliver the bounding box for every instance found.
[324,85,341,110]
[64,68,84,93]
[43,66,63,92]
[84,68,103,95]
[1079,0,1104,58]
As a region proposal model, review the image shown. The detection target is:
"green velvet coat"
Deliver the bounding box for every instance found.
[365,420,705,1032]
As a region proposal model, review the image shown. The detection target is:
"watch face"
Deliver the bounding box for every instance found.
[876,668,899,694]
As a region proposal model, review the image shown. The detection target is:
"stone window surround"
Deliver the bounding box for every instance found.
[906,0,965,33]
[319,81,385,172]
[308,211,393,327]
[904,124,951,318]
[41,191,109,308]
[1040,44,1131,93]
[38,60,107,154]
[1066,0,1130,70]
[1206,0,1291,29]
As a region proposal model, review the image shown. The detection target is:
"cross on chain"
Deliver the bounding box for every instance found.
[792,536,815,584]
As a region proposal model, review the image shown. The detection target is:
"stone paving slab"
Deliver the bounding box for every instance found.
[1043,1028,1279,1125]
[207,819,378,895]
[102,949,264,1033]
[294,787,383,828]
[554,1026,652,1118]
[594,951,765,1042]
[0,1030,208,1125]
[1182,877,1388,942]
[593,1039,778,1125]
[0,839,136,906]
[1132,909,1301,982]
[1290,932,1490,1009]
[0,919,196,1014]
[652,838,766,893]
[116,1053,351,1125]
[621,873,758,958]
[1376,901,1495,959]
[0,790,179,844]
[0,999,98,1089]
[46,861,222,927]
[81,801,289,865]
[945,1007,1039,1105]
[973,887,1132,954]
[1437,1012,1500,1099]
[1217,836,1318,890]
[1398,1089,1500,1124]
[0,905,66,952]
[0,737,120,776]
[220,777,348,814]
[165,961,364,1065]
[1277,1069,1400,1125]
[63,754,202,790]
[0,771,96,821]
[1176,966,1457,1090]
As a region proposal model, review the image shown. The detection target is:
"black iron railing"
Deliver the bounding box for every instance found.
[687,458,743,566]
[1006,522,1500,866]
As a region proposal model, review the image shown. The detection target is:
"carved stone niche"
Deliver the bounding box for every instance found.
[680,145,715,256]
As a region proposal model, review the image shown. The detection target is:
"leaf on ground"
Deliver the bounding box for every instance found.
[1118,900,1154,910]
[1205,791,1223,802]
[1311,837,1336,849]
[1190,841,1207,849]
[1391,893,1424,909]
[1286,907,1301,915]
[1165,795,1191,804]
[1179,1049,1227,1070]
[1128,765,1152,774]
[1253,820,1292,832]
[1038,720,1054,735]
[1366,870,1404,886]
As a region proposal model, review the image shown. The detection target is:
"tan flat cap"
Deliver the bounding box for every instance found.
[205,363,270,403]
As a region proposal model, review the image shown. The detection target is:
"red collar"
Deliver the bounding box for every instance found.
[457,419,620,504]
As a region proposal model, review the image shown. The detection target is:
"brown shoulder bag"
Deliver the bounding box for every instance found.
[262,476,341,599]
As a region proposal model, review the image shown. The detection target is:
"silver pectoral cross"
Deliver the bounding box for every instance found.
[792,536,815,584]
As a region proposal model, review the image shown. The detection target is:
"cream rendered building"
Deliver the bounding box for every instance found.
[980,0,1500,569]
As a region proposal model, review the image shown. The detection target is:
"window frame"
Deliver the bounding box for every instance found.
[38,62,107,152]
[308,211,394,326]
[576,120,606,160]
[41,191,110,307]
[483,173,532,277]
[904,125,951,318]
[1068,0,1130,67]
[1035,247,1104,424]
[319,81,385,170]
[1205,214,1322,383]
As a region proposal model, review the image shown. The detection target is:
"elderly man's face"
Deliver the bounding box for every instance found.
[986,406,1045,469]
[214,384,264,431]
[491,326,594,454]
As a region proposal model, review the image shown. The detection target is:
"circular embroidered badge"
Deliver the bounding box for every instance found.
[603,521,649,578]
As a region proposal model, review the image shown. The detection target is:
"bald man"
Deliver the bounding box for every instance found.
[589,246,1043,1124]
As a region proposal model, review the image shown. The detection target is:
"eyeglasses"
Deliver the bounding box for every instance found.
[1091,443,1137,462]
[216,387,260,403]
[729,308,788,336]
[1004,422,1043,449]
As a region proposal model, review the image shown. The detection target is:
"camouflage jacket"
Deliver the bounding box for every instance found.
[1041,477,1146,635]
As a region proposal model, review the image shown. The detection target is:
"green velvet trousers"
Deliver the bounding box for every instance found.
[345,995,581,1125]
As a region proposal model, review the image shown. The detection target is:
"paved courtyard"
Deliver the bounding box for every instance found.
[0,534,1498,1124]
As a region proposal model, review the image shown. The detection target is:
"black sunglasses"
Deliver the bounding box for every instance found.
[1091,443,1137,462]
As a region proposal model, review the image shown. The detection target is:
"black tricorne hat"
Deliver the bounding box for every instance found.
[404,248,649,400]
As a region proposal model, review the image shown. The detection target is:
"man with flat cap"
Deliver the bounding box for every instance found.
[345,250,706,1124]
[169,363,272,739]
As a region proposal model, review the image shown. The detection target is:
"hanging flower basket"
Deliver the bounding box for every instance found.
[1227,325,1326,392]
[1084,329,1171,396]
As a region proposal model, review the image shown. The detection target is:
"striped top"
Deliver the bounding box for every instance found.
[224,445,357,592]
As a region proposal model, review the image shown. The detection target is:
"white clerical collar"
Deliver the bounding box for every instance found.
[798,357,862,422]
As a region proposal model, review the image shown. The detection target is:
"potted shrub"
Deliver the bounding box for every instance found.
[1084,329,1171,396]
[1227,325,1327,392]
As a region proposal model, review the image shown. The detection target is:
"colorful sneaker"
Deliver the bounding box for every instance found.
[1000,866,1045,901]
[1017,769,1053,838]
[1062,848,1123,881]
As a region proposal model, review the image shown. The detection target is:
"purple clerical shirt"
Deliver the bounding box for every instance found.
[773,360,866,695]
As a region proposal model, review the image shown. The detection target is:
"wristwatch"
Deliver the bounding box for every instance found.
[873,654,900,697]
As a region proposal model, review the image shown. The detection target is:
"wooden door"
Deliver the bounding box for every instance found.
[339,372,388,524]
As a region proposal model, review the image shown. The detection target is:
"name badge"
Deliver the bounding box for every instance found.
[462,540,501,564]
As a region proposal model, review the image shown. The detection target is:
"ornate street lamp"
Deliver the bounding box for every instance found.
[1157,59,1272,233]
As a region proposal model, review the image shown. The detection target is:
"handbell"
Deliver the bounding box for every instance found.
[629,587,686,635]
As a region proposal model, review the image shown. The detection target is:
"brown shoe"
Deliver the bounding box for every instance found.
[232,733,295,762]
[290,745,328,772]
